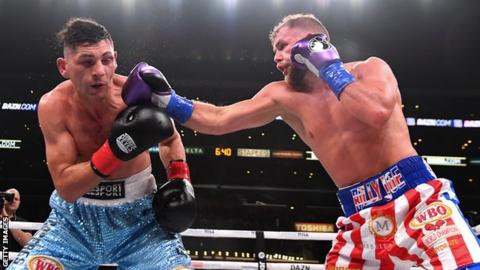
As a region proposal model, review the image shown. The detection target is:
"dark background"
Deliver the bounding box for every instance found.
[1,0,479,263]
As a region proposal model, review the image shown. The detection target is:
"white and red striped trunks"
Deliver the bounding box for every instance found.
[329,156,480,270]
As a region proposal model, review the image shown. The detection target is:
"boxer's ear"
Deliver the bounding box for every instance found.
[56,58,69,79]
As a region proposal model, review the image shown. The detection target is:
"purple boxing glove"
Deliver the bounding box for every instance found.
[291,34,355,99]
[122,62,193,123]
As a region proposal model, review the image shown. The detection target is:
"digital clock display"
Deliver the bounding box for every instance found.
[215,147,232,157]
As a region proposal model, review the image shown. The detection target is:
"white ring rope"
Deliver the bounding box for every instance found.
[9,221,42,231]
[6,221,478,270]
[7,221,336,269]
[9,221,337,240]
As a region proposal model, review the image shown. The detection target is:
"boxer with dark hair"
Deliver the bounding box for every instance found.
[7,17,195,270]
[126,13,480,270]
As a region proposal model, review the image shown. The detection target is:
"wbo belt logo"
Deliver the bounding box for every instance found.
[409,202,452,229]
[28,255,64,270]
[351,166,406,211]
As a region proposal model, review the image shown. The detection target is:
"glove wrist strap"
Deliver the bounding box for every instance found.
[167,160,191,181]
[320,61,355,99]
[166,90,193,124]
[90,143,123,178]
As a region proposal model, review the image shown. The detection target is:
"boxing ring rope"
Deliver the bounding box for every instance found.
[7,221,332,269]
[7,221,480,269]
[9,221,336,240]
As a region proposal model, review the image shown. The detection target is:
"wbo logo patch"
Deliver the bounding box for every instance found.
[28,255,64,270]
[409,202,452,229]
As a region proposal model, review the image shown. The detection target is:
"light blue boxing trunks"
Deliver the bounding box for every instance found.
[7,166,191,270]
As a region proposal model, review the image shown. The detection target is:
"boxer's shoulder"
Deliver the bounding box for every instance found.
[38,82,74,131]
[346,57,389,71]
[364,57,390,70]
[39,82,71,111]
[262,80,292,95]
[346,57,395,82]
[253,81,293,106]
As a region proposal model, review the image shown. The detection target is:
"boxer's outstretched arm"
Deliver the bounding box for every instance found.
[184,86,280,135]
[38,95,102,202]
[339,57,398,129]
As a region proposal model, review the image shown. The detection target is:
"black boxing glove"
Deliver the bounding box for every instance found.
[153,160,196,233]
[90,105,173,177]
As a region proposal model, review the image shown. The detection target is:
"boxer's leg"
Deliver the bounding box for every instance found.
[399,179,480,270]
[106,196,191,270]
[7,210,97,270]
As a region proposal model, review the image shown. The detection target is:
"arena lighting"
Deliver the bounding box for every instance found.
[405,117,480,128]
[223,0,237,10]
[149,146,159,153]
[271,150,303,159]
[307,152,469,167]
[150,146,206,155]
[0,139,21,149]
[215,147,233,157]
[464,120,480,128]
[348,0,367,12]
[305,151,318,161]
[168,0,183,11]
[186,147,205,155]
[150,147,473,167]
[120,0,135,16]
[0,102,37,111]
[315,0,331,9]
[415,118,463,128]
[422,155,467,167]
[469,158,480,166]
[294,222,335,233]
[237,148,270,158]
[272,0,283,6]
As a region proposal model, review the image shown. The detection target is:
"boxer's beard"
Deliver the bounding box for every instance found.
[287,66,308,92]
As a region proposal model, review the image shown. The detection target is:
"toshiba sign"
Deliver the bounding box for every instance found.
[294,222,335,232]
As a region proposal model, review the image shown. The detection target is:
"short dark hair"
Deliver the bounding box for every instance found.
[56,17,113,51]
[269,13,329,44]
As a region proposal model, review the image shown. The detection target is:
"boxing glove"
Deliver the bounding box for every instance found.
[90,104,173,177]
[291,33,355,99]
[153,160,196,233]
[122,62,193,123]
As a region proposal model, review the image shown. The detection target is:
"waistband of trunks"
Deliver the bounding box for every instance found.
[78,166,156,206]
[337,156,437,216]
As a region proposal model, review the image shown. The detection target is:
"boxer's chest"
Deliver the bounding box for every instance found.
[68,110,118,160]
